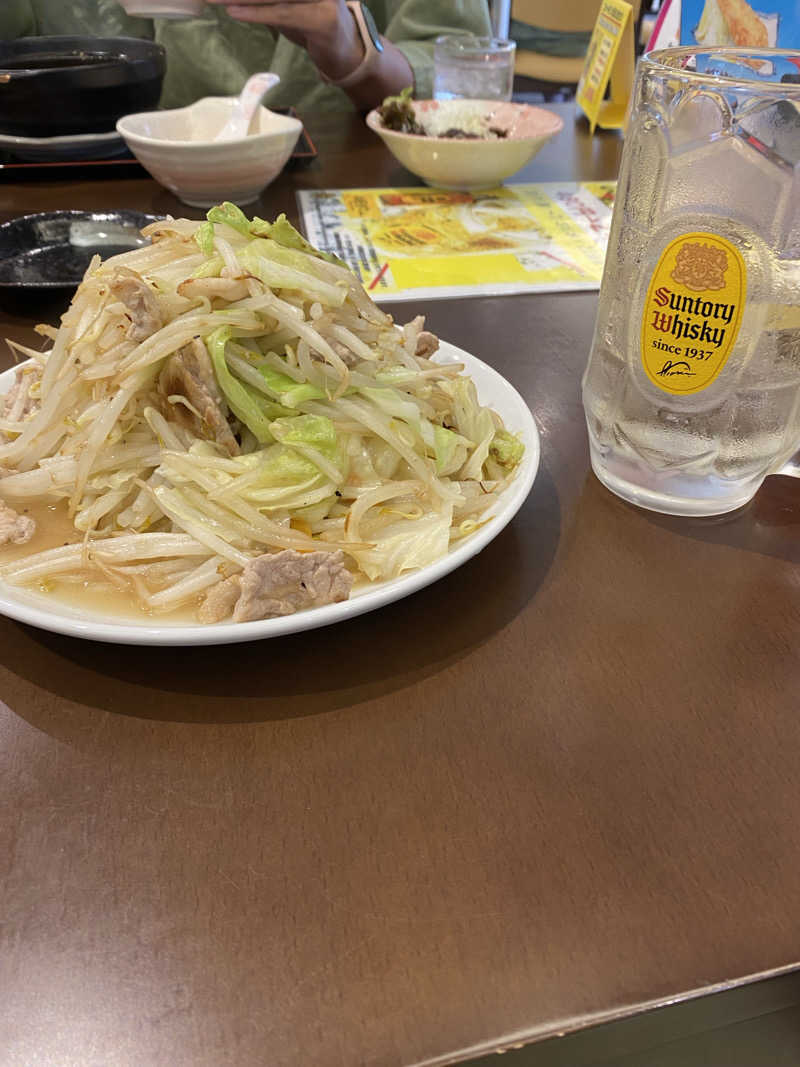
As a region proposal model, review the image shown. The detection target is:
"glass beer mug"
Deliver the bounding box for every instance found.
[582,48,800,516]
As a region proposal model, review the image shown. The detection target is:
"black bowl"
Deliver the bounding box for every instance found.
[0,36,166,138]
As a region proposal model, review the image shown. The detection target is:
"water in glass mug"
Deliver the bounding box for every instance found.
[582,48,800,516]
[433,37,516,101]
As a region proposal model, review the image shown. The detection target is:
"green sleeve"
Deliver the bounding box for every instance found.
[373,0,493,97]
[0,0,492,111]
[0,0,37,39]
[25,0,152,38]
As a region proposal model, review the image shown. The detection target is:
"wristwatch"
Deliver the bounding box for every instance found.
[327,1,384,89]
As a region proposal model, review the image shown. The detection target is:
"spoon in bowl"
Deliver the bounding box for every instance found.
[214,71,280,142]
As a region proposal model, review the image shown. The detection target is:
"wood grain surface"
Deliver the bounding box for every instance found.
[1,107,799,1067]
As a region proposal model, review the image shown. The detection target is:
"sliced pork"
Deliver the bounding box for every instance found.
[2,364,42,425]
[199,549,352,623]
[415,329,439,358]
[158,337,239,455]
[109,267,163,342]
[0,500,35,546]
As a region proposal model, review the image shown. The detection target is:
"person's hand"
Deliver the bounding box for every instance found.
[206,0,365,82]
[206,0,414,110]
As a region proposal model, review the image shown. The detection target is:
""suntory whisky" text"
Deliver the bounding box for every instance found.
[649,286,737,350]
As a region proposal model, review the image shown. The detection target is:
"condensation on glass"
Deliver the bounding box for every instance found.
[582,48,800,515]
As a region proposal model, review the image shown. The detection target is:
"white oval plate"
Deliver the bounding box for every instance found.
[0,342,539,645]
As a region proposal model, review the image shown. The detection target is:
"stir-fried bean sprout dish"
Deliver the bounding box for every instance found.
[0,204,524,624]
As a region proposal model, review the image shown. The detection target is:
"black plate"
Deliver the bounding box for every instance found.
[0,210,160,289]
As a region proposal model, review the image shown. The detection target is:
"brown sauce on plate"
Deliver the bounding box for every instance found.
[0,500,201,624]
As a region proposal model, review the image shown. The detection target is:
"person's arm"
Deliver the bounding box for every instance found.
[376,0,492,99]
[330,0,493,107]
[205,0,414,108]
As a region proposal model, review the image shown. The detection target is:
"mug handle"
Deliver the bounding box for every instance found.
[774,455,800,478]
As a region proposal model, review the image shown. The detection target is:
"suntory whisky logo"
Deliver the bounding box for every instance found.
[640,232,746,396]
[670,241,729,292]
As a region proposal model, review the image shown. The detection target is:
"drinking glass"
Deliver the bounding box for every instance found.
[433,36,516,102]
[582,48,800,516]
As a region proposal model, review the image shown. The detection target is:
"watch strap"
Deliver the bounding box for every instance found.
[325,2,384,89]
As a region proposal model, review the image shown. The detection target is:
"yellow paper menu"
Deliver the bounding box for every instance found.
[577,0,635,133]
[297,183,616,302]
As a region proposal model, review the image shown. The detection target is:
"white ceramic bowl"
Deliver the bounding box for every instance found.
[117,96,302,207]
[366,99,564,190]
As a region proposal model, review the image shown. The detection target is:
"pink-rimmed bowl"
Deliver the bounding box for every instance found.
[366,99,564,190]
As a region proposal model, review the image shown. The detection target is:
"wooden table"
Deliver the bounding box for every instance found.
[1,107,798,1067]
